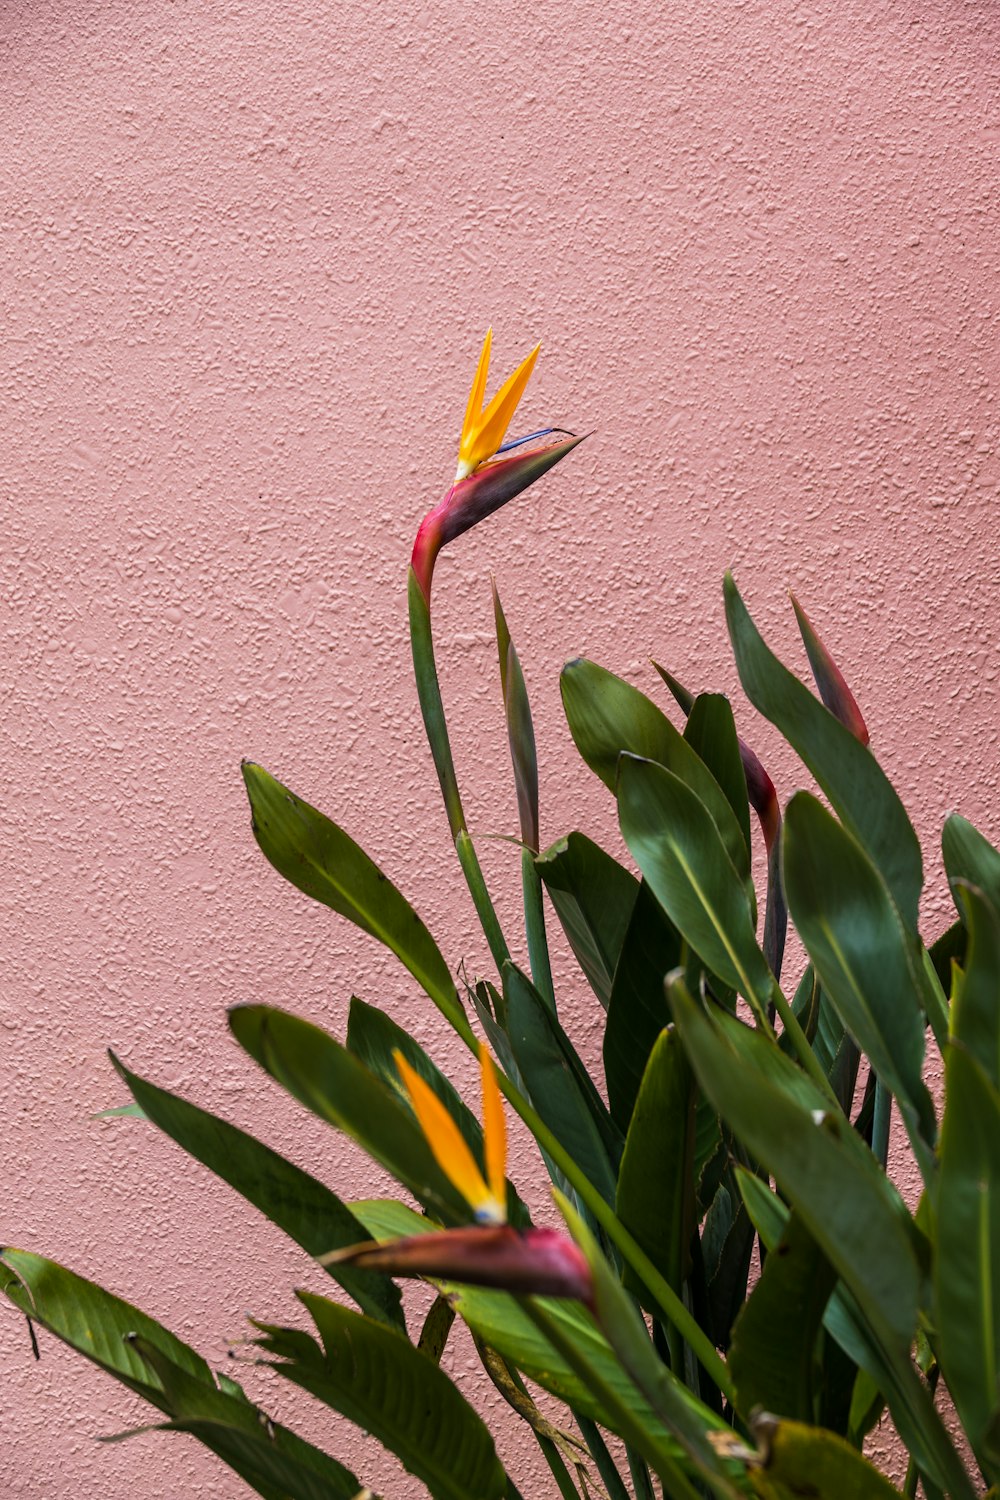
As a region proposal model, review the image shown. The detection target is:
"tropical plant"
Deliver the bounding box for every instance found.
[3,332,998,1500]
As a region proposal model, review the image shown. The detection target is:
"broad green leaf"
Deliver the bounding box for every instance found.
[112,1052,404,1329]
[783,792,936,1170]
[345,997,530,1228]
[952,885,1000,1089]
[730,1213,836,1421]
[618,755,773,1019]
[714,1006,829,1116]
[750,1416,905,1499]
[668,979,976,1499]
[734,1170,960,1486]
[616,1029,695,1308]
[242,762,466,1035]
[724,575,923,930]
[260,1294,506,1500]
[930,916,966,992]
[666,978,920,1356]
[229,1004,469,1224]
[683,692,752,860]
[0,1252,360,1500]
[936,1044,1000,1470]
[944,814,1000,915]
[110,1336,362,1500]
[0,1249,211,1401]
[561,658,750,879]
[505,962,620,1204]
[347,996,479,1130]
[603,882,683,1128]
[536,832,638,1009]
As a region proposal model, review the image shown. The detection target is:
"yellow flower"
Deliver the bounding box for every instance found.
[454,328,541,482]
[325,1044,593,1305]
[393,1045,507,1225]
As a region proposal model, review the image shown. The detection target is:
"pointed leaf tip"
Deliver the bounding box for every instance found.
[790,593,869,746]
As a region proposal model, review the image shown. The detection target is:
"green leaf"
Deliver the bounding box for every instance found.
[668,979,977,1499]
[724,575,923,930]
[111,1336,363,1500]
[0,1249,212,1402]
[345,997,529,1228]
[241,762,467,1035]
[944,814,1000,915]
[666,979,920,1356]
[0,1252,361,1500]
[733,1165,788,1248]
[936,1044,1000,1470]
[561,658,750,879]
[782,791,936,1171]
[112,1052,404,1329]
[733,1170,957,1487]
[730,1213,836,1421]
[536,832,638,1009]
[930,916,966,992]
[261,1293,506,1500]
[603,882,683,1129]
[493,581,539,851]
[618,755,772,1020]
[951,885,1000,1089]
[615,1029,695,1309]
[229,1004,470,1224]
[505,962,621,1205]
[751,1415,905,1499]
[683,692,752,860]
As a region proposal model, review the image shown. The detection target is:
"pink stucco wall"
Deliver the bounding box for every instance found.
[3,1,998,1494]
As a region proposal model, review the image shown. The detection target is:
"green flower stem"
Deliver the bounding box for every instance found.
[522,847,555,1011]
[521,1300,705,1500]
[533,1433,585,1500]
[626,1446,656,1500]
[574,1416,633,1500]
[409,569,510,973]
[409,566,727,1401]
[455,829,511,973]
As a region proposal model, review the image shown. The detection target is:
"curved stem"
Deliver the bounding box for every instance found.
[574,1416,633,1500]
[409,568,510,972]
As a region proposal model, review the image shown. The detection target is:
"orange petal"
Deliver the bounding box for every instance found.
[394,1050,503,1222]
[456,328,492,473]
[471,342,540,468]
[480,1046,507,1209]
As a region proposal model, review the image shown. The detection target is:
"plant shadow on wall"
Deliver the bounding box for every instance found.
[3,332,1000,1500]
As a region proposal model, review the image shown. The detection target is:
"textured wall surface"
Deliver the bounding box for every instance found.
[2,0,998,1493]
